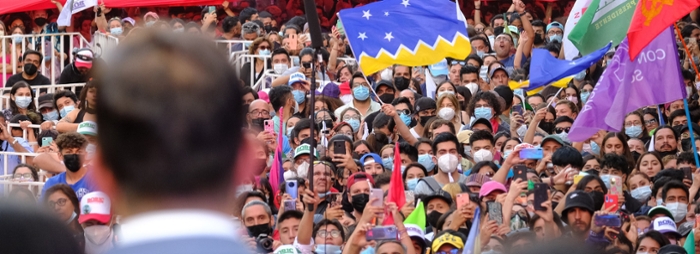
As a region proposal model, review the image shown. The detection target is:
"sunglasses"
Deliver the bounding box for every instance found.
[450,61,465,66]
[396,109,411,115]
[302,61,312,68]
[258,45,270,50]
[554,127,571,134]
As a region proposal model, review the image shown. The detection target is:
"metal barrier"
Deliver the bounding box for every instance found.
[0,33,89,87]
[253,71,281,91]
[0,82,85,112]
[92,32,119,62]
[0,176,45,199]
[0,151,38,176]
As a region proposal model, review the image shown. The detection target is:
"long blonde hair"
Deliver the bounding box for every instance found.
[436,93,462,128]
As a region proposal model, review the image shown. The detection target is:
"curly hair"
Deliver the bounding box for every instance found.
[468,91,502,116]
[55,132,88,151]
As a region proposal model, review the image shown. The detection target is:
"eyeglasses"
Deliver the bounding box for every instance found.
[450,61,465,66]
[48,198,68,208]
[315,117,333,123]
[13,173,33,180]
[352,82,369,88]
[258,45,270,50]
[435,249,460,254]
[317,229,341,238]
[644,119,657,125]
[554,127,570,134]
[396,109,411,115]
[681,132,700,139]
[249,109,270,117]
[343,115,360,121]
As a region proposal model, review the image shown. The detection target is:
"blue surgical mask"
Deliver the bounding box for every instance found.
[418,153,435,170]
[580,91,591,103]
[145,21,156,27]
[590,141,601,155]
[15,96,32,109]
[12,35,23,44]
[406,178,419,190]
[286,126,294,137]
[292,90,306,104]
[259,49,271,56]
[549,34,562,43]
[360,246,375,254]
[244,42,252,48]
[474,107,492,120]
[382,157,394,171]
[60,105,75,118]
[353,86,370,101]
[315,244,342,254]
[110,27,123,36]
[346,119,360,132]
[625,125,643,138]
[42,110,59,121]
[399,113,412,127]
[476,51,485,58]
[574,70,586,81]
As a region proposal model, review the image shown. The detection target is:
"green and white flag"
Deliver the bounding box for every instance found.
[567,0,637,55]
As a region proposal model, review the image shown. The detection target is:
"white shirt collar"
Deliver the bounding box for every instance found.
[118,209,239,247]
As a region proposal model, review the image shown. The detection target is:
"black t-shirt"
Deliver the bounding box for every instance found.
[58,63,88,84]
[5,73,51,87]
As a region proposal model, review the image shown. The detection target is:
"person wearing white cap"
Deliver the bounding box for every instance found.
[59,48,94,84]
[80,191,116,254]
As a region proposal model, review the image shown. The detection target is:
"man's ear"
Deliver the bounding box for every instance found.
[91,146,121,213]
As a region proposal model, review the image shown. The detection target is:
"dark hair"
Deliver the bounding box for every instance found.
[469,36,492,53]
[469,161,499,175]
[432,133,460,155]
[661,180,689,201]
[374,172,392,187]
[681,24,700,40]
[292,118,313,142]
[312,219,346,241]
[22,50,43,64]
[271,48,291,62]
[95,31,246,199]
[494,86,514,110]
[55,132,88,151]
[391,97,414,113]
[269,85,292,112]
[552,146,584,169]
[490,14,504,27]
[635,230,670,252]
[353,140,375,154]
[677,151,695,166]
[9,81,37,114]
[402,162,428,184]
[42,184,80,216]
[669,109,687,126]
[277,210,303,224]
[601,132,635,169]
[12,163,38,181]
[52,90,78,112]
[169,18,185,28]
[465,54,484,67]
[531,20,545,28]
[184,22,201,32]
[240,7,258,23]
[575,175,608,194]
[398,141,418,162]
[602,153,631,176]
[78,80,96,111]
[242,86,259,102]
[460,65,480,78]
[468,91,502,116]
[469,130,495,147]
[222,16,240,33]
[553,116,574,125]
[0,202,83,253]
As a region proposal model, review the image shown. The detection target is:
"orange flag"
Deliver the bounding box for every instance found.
[627,0,700,60]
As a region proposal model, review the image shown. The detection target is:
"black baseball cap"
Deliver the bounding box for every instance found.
[561,190,595,224]
[415,97,436,113]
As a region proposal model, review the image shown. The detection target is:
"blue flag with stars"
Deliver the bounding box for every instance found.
[339,0,471,75]
[529,42,611,90]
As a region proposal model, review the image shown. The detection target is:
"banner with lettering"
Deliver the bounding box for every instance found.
[568,0,636,56]
[57,0,97,27]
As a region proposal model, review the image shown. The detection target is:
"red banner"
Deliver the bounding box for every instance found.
[0,0,224,15]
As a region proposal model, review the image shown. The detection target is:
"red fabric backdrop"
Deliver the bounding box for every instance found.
[0,0,225,15]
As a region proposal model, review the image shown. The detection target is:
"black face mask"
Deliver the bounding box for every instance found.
[539,122,554,134]
[351,193,369,212]
[34,17,48,27]
[264,25,273,33]
[427,210,443,228]
[419,115,434,127]
[251,118,269,130]
[23,63,38,76]
[63,154,82,172]
[657,150,678,158]
[589,191,605,211]
[681,138,692,151]
[345,44,353,56]
[379,93,395,103]
[318,120,334,130]
[394,77,410,91]
[247,223,272,238]
[457,227,470,237]
[551,201,559,209]
[534,34,545,45]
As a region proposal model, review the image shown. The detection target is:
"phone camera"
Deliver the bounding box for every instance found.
[288,182,295,188]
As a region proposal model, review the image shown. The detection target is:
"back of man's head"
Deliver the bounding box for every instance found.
[552,146,583,169]
[95,31,245,200]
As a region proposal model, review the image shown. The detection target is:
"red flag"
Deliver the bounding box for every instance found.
[627,0,700,60]
[269,107,285,195]
[383,142,406,226]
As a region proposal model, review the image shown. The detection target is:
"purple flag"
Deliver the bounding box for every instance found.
[569,27,686,142]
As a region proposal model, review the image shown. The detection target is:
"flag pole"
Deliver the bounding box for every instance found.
[674,23,700,168]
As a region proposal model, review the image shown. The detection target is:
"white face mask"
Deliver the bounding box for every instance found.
[631,185,652,202]
[665,202,688,222]
[473,149,493,163]
[438,107,456,121]
[274,63,289,74]
[437,153,459,173]
[296,161,310,179]
[465,82,479,95]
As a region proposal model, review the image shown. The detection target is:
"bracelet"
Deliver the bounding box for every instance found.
[475,8,480,10]
[519,11,527,16]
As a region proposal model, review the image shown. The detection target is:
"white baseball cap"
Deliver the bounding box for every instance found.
[79,191,111,224]
[652,217,681,239]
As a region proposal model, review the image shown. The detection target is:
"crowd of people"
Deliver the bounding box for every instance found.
[3,0,700,254]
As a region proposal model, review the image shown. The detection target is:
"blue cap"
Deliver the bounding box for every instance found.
[288,72,306,86]
[360,153,382,166]
[546,21,564,33]
[428,59,449,76]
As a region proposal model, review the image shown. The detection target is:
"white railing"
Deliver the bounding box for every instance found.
[0,82,85,112]
[92,32,119,62]
[0,33,89,87]
[253,71,281,91]
[0,151,38,176]
[0,174,45,199]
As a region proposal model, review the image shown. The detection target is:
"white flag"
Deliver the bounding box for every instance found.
[57,0,98,27]
[563,0,593,60]
[425,68,436,99]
